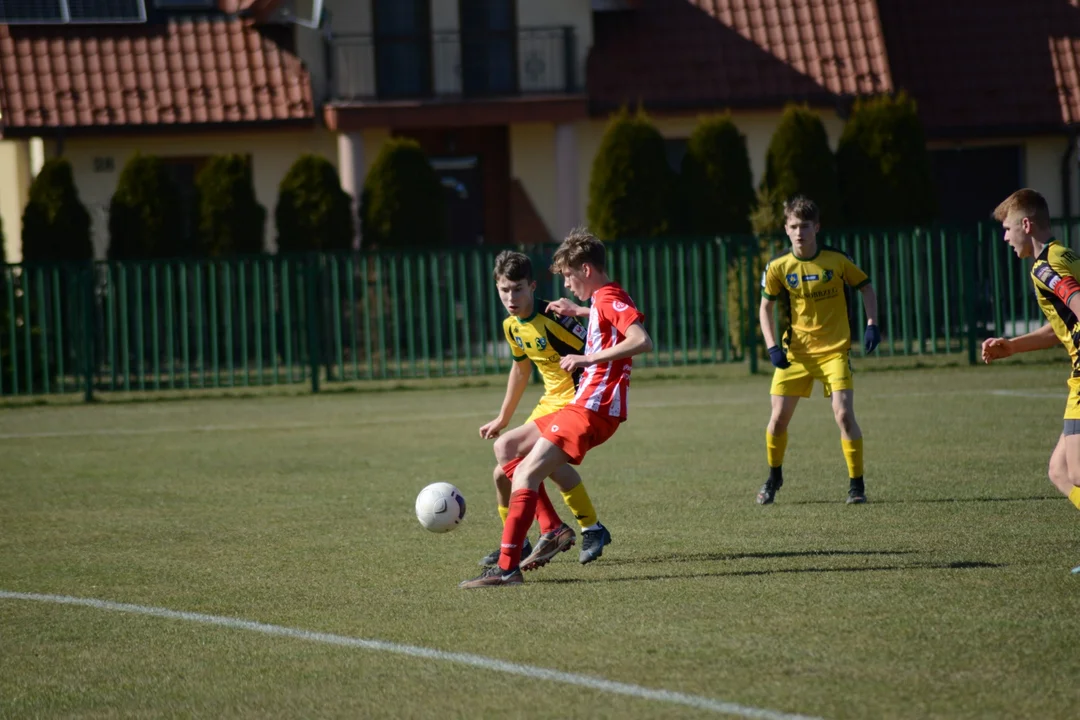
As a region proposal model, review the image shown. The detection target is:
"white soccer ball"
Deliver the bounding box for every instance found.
[415,482,466,533]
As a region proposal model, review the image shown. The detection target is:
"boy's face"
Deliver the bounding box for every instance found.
[785,215,819,249]
[1002,214,1034,258]
[560,264,592,301]
[495,275,535,317]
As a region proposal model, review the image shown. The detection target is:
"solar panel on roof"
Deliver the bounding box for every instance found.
[0,0,147,24]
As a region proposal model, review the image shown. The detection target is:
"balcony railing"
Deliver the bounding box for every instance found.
[329,26,578,102]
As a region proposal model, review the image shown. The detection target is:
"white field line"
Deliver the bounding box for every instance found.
[0,590,821,720]
[0,388,1062,441]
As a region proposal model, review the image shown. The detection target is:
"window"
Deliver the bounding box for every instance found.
[459,0,517,97]
[373,0,432,99]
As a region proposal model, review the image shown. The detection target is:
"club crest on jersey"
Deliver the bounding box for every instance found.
[514,336,524,349]
[824,269,834,282]
[786,273,799,289]
[536,337,547,351]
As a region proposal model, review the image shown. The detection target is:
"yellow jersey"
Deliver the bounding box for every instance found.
[762,246,870,358]
[1031,240,1080,374]
[502,299,588,403]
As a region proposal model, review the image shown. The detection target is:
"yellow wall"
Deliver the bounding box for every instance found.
[510,123,558,237]
[0,140,31,264]
[59,129,337,258]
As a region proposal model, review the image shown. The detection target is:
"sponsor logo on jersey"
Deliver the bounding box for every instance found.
[803,274,819,282]
[572,324,587,340]
[613,300,630,312]
[786,273,799,289]
[1035,263,1061,290]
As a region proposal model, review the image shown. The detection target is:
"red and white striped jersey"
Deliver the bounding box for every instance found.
[573,283,646,420]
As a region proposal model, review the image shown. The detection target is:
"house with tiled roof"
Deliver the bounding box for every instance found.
[4,0,1080,262]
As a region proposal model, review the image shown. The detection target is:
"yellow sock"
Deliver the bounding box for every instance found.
[1069,487,1080,511]
[766,431,788,468]
[842,437,864,478]
[498,505,509,525]
[560,483,598,529]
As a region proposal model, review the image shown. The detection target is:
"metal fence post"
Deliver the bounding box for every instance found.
[83,263,96,402]
[307,254,321,393]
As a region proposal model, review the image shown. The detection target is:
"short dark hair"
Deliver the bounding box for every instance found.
[493,250,533,282]
[783,195,820,224]
[551,227,606,273]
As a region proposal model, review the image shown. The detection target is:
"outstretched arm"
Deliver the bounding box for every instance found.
[982,323,1059,363]
[479,360,532,438]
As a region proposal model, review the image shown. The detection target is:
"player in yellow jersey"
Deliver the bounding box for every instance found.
[758,196,880,505]
[476,251,606,571]
[983,189,1080,574]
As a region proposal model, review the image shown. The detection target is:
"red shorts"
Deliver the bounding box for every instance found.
[533,404,622,465]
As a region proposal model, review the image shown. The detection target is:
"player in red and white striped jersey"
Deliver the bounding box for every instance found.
[461,228,653,589]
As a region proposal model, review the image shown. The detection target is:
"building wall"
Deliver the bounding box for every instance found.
[58,128,337,258]
[509,122,558,238]
[0,140,31,263]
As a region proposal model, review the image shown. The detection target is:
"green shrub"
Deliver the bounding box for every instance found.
[588,107,674,240]
[681,114,756,235]
[837,92,937,226]
[360,138,447,249]
[196,154,266,257]
[275,154,354,253]
[761,104,842,226]
[21,158,93,263]
[108,153,185,260]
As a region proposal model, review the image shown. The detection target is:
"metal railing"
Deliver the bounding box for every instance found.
[330,26,578,101]
[0,222,1061,400]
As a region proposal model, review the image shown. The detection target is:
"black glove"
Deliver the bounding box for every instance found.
[864,324,881,355]
[767,345,790,369]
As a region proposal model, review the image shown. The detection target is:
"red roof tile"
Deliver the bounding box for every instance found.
[0,17,312,134]
[878,0,1080,135]
[588,0,892,112]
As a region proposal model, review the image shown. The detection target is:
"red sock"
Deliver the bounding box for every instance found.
[534,483,562,535]
[499,488,537,572]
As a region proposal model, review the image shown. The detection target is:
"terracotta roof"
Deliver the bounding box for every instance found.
[0,17,313,135]
[587,0,892,112]
[878,0,1080,135]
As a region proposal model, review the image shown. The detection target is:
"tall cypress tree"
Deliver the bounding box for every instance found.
[681,114,756,235]
[837,92,937,226]
[360,138,447,249]
[760,104,842,226]
[108,153,185,260]
[21,157,93,263]
[275,154,354,253]
[588,107,674,240]
[196,154,266,257]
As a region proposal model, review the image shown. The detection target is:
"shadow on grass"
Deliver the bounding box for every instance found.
[599,549,917,567]
[787,495,1059,505]
[533,560,1005,585]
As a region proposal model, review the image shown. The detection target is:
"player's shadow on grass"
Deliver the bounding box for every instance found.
[788,495,1059,505]
[600,548,916,567]
[533,560,1005,585]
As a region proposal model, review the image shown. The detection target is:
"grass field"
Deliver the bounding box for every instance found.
[3,360,1080,719]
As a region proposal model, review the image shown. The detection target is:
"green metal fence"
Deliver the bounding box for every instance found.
[0,222,1058,400]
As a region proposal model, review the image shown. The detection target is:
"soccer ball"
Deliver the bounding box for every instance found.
[415,482,466,533]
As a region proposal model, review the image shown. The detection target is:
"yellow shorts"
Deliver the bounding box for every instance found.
[770,352,853,398]
[526,396,571,424]
[1064,377,1080,420]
